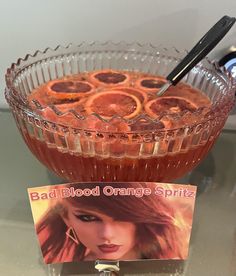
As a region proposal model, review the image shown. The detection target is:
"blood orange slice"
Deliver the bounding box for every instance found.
[145,96,198,118]
[45,79,95,100]
[163,83,212,108]
[110,87,148,103]
[39,101,83,127]
[28,89,49,109]
[82,116,130,132]
[85,91,142,119]
[145,96,198,129]
[135,76,167,93]
[89,70,129,87]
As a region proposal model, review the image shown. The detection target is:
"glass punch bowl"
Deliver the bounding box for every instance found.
[5,42,236,182]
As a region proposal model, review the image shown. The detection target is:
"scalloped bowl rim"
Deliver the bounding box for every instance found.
[4,41,236,133]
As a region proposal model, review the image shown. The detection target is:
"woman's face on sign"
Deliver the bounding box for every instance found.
[64,202,137,260]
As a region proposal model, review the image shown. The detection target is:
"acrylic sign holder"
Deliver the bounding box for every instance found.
[48,259,186,275]
[47,261,119,276]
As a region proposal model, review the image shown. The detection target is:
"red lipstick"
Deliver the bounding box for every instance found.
[98,244,121,253]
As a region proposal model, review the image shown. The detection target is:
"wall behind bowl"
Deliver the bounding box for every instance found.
[0,0,236,108]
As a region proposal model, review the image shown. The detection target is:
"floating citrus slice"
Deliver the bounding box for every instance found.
[28,89,49,109]
[45,79,95,100]
[89,69,129,87]
[110,87,148,103]
[163,83,212,108]
[145,96,198,118]
[85,91,142,119]
[130,119,165,131]
[82,116,130,132]
[135,76,167,93]
[39,100,84,127]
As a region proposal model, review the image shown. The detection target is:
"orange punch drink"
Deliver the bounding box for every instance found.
[5,43,235,182]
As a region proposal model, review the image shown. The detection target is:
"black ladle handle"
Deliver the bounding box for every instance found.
[167,15,236,85]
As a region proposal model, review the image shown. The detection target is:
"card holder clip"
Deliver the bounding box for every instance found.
[95,260,120,275]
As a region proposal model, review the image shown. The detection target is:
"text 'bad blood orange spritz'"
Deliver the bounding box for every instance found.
[24,69,216,182]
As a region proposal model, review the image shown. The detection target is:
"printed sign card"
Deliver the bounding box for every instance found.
[28,182,197,264]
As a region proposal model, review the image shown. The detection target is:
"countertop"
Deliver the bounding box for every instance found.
[1,110,236,276]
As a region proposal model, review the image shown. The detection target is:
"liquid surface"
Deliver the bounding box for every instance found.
[28,69,211,131]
